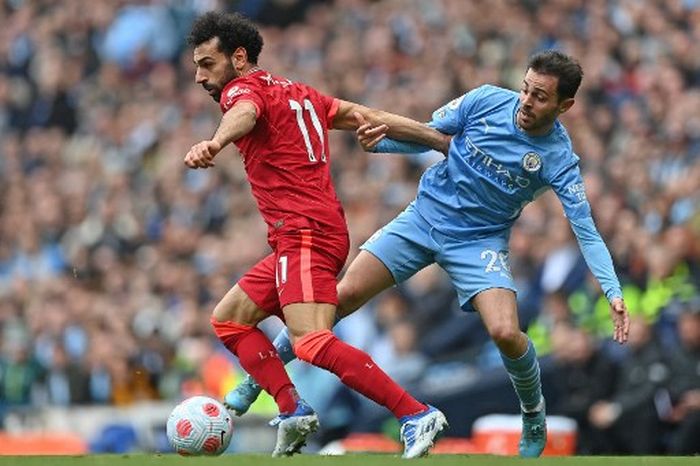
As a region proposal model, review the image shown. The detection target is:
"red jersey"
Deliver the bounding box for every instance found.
[219,70,347,242]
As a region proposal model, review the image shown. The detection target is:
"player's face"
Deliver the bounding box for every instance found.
[517,69,573,135]
[193,37,237,102]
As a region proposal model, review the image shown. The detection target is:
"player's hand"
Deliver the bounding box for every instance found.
[354,112,388,152]
[610,297,630,344]
[184,140,221,169]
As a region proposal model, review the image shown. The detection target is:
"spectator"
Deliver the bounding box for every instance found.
[587,316,669,454]
[0,323,42,412]
[549,324,618,454]
[664,301,700,454]
[43,345,90,406]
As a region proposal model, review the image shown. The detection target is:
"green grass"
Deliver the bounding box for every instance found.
[0,455,697,466]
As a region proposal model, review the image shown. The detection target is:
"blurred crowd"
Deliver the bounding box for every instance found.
[0,0,699,455]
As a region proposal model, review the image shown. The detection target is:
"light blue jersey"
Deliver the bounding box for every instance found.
[369,84,622,304]
[418,84,584,238]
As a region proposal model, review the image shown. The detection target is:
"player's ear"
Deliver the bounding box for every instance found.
[232,46,249,70]
[558,98,575,115]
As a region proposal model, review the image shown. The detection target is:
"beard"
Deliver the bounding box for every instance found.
[517,108,556,133]
[204,88,221,102]
[203,61,237,103]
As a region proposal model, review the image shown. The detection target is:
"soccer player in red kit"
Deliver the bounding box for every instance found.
[184,12,448,457]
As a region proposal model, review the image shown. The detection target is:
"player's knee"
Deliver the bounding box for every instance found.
[488,324,520,347]
[211,303,227,323]
[337,280,364,317]
[212,286,263,325]
[212,292,244,322]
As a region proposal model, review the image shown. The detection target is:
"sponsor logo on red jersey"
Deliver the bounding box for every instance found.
[223,85,252,110]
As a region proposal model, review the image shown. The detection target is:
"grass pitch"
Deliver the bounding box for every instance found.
[0,455,696,466]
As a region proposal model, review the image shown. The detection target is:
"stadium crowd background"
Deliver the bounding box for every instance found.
[0,0,699,455]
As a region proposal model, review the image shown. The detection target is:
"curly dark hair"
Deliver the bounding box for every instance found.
[187,12,264,64]
[527,50,583,101]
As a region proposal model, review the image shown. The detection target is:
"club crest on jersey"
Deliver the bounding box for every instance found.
[522,152,542,172]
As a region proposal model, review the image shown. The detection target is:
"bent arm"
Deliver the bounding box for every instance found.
[212,101,258,148]
[569,215,623,302]
[332,100,449,153]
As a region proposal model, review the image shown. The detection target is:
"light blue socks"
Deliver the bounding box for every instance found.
[500,339,543,412]
[272,327,296,364]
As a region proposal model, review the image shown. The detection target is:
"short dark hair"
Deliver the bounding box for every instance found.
[187,12,264,64]
[527,50,583,100]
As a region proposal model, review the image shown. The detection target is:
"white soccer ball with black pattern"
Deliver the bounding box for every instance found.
[166,396,234,456]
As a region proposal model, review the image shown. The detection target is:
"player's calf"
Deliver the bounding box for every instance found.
[224,327,296,415]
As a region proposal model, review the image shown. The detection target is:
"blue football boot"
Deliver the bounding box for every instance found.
[519,402,547,457]
[399,405,448,458]
[224,375,262,416]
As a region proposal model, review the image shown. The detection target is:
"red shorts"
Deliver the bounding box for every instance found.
[238,229,349,318]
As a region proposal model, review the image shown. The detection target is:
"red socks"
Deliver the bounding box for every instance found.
[211,318,297,414]
[295,330,426,418]
[212,320,426,419]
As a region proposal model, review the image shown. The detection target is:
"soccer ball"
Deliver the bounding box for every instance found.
[166,396,233,456]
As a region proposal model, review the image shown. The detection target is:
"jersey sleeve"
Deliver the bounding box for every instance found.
[429,85,486,135]
[549,158,622,302]
[317,93,340,129]
[548,156,590,221]
[569,217,623,302]
[373,137,433,154]
[219,81,265,117]
[371,120,438,154]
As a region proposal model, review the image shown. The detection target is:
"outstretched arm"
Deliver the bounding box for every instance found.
[355,113,440,154]
[569,216,630,344]
[184,101,258,169]
[551,160,629,344]
[332,100,451,154]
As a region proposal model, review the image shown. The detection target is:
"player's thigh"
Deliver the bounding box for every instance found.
[282,302,336,343]
[337,250,396,318]
[357,203,435,292]
[213,253,282,324]
[438,235,517,316]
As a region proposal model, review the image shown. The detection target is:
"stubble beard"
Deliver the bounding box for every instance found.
[210,62,238,103]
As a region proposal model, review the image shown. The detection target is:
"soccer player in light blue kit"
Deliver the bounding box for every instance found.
[225,50,631,457]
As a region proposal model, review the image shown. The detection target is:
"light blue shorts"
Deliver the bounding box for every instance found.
[360,203,516,312]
